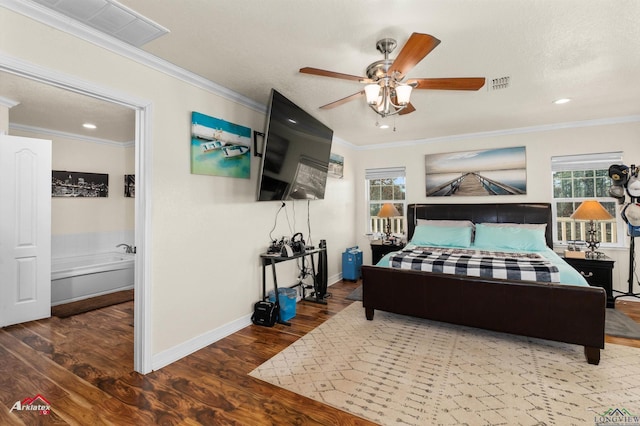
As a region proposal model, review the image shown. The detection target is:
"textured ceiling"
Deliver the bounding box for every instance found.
[1,71,135,143]
[3,0,640,146]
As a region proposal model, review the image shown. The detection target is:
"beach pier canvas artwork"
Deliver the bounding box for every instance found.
[425,147,527,197]
[190,111,252,178]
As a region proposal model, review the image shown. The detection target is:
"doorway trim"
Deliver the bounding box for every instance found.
[0,52,153,374]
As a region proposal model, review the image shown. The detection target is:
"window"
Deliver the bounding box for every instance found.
[551,152,625,247]
[366,167,406,236]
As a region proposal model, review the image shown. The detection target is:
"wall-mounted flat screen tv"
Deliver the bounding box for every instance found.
[256,89,333,201]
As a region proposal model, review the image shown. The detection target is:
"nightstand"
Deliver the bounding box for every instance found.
[370,240,405,264]
[563,255,615,308]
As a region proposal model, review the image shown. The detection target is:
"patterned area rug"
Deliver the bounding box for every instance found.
[606,308,640,339]
[249,303,640,426]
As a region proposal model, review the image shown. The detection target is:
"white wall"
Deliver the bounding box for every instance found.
[353,121,640,295]
[0,7,358,364]
[11,127,135,236]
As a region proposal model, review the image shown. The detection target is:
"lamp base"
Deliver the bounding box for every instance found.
[585,250,605,260]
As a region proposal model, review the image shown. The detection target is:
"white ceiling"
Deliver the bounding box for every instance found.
[1,72,135,143]
[4,0,640,146]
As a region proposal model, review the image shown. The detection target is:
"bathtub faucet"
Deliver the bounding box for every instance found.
[117,243,135,254]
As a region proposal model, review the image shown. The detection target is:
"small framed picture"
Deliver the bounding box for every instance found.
[124,174,135,198]
[328,153,344,178]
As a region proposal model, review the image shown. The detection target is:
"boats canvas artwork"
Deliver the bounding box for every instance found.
[425,147,527,196]
[190,111,252,178]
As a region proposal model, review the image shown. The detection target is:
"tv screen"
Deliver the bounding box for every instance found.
[257,89,333,201]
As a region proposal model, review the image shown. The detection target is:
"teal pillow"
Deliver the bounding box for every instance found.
[410,224,472,248]
[474,223,547,251]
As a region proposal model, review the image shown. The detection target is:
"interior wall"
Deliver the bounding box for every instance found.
[11,127,135,236]
[0,104,8,133]
[354,121,640,294]
[0,7,358,360]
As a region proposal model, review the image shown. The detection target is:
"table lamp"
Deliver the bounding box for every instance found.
[570,200,613,259]
[377,203,400,241]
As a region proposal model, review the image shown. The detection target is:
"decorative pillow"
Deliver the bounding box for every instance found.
[474,223,547,251]
[410,224,472,248]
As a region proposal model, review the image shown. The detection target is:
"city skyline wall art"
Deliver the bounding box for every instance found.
[52,170,109,197]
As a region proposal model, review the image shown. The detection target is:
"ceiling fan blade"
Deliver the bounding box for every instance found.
[388,33,441,78]
[319,91,365,109]
[300,67,367,82]
[408,77,486,91]
[398,102,416,115]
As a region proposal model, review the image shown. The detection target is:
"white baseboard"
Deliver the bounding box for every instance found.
[151,314,252,371]
[151,273,345,371]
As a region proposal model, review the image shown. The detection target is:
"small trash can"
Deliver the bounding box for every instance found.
[342,246,363,281]
[268,288,297,321]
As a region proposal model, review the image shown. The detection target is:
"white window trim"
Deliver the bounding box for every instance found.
[551,152,626,248]
[365,167,407,236]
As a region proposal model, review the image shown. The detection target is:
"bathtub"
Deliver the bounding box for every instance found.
[51,252,135,306]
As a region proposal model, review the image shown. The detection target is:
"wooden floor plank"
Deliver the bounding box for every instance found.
[0,279,637,425]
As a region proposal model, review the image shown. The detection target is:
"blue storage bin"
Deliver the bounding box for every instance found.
[268,287,297,321]
[342,246,363,281]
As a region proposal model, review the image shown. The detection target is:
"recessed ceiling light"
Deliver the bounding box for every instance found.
[83,123,97,129]
[553,98,571,105]
[379,124,390,129]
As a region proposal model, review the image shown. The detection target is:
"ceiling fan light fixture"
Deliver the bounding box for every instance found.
[364,84,381,105]
[395,84,412,105]
[300,33,485,119]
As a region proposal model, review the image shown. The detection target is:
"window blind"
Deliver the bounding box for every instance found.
[365,167,406,180]
[551,152,623,172]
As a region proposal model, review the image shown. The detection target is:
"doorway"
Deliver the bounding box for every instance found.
[0,56,151,373]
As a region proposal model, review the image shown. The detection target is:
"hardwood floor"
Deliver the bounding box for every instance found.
[1,281,639,425]
[0,280,376,425]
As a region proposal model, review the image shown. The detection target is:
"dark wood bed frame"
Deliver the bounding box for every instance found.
[361,203,606,364]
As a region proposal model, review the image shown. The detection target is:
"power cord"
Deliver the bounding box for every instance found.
[268,202,286,243]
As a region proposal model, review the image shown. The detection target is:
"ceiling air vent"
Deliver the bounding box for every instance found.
[30,0,169,47]
[489,76,510,90]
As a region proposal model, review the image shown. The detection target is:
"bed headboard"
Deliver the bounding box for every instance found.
[407,203,553,248]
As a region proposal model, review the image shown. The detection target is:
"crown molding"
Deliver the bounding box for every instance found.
[10,122,134,147]
[355,115,640,151]
[0,0,266,114]
[0,95,20,108]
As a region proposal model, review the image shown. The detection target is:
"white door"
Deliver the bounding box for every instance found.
[0,134,52,327]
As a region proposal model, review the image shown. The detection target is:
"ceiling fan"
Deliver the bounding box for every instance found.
[300,33,485,118]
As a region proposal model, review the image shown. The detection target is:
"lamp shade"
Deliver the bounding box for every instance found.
[395,85,412,105]
[377,203,400,218]
[364,84,381,105]
[570,200,613,221]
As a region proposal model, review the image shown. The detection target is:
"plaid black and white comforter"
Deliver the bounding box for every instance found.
[390,246,560,283]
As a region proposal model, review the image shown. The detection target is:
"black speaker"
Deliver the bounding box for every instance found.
[315,239,328,299]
